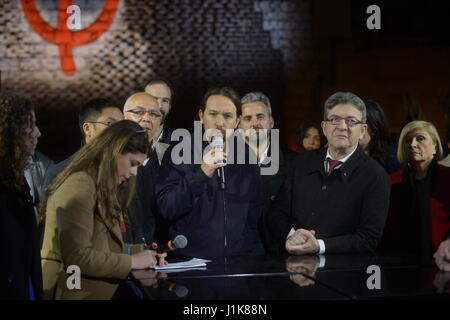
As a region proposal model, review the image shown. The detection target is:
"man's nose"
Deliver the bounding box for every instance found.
[336,119,349,130]
[215,115,225,127]
[249,117,259,128]
[141,111,152,122]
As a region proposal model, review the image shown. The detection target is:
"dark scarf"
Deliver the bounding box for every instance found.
[403,160,437,261]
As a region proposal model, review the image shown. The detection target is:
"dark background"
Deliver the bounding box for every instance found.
[1,0,450,161]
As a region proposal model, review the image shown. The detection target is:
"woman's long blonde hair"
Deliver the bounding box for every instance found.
[41,120,149,224]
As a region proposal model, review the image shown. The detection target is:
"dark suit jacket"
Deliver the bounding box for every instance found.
[156,134,265,259]
[259,146,289,254]
[0,182,43,299]
[128,148,168,244]
[267,146,390,254]
[159,129,173,145]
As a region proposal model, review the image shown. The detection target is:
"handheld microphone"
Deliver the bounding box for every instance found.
[211,136,225,190]
[156,235,188,254]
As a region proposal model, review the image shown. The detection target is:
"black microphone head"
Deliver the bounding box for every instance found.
[173,235,188,249]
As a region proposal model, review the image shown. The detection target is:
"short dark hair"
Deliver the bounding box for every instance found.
[145,79,174,98]
[78,98,119,138]
[199,87,241,116]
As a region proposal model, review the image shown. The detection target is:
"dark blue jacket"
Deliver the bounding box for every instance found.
[156,134,265,259]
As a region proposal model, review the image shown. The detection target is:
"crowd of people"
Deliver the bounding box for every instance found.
[1,83,449,300]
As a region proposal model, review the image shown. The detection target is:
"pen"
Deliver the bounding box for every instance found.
[142,237,149,250]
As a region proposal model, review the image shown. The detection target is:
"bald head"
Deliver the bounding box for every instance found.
[123,92,163,143]
[124,92,158,111]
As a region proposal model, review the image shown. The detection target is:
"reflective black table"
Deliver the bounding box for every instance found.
[125,253,450,300]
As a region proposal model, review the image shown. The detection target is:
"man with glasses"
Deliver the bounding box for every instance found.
[123,92,164,147]
[43,98,123,189]
[123,92,170,245]
[268,92,390,255]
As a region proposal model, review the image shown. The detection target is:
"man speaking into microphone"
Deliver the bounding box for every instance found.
[156,87,265,259]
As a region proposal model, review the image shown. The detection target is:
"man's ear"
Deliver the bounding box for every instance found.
[198,109,204,124]
[360,124,368,140]
[321,121,327,136]
[270,117,274,129]
[82,122,91,137]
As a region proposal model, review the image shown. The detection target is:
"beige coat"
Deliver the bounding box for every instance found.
[41,171,132,300]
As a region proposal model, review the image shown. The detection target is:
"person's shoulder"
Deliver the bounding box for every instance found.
[47,171,96,208]
[160,134,198,171]
[290,148,323,166]
[281,148,297,164]
[58,171,95,192]
[348,149,389,185]
[359,149,386,173]
[48,154,75,174]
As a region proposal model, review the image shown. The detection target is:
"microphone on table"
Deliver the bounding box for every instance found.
[154,279,189,298]
[155,235,188,254]
[211,135,225,190]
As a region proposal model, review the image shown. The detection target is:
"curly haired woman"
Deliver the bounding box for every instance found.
[0,92,43,300]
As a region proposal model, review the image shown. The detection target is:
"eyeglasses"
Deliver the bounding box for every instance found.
[125,109,162,120]
[86,120,116,127]
[325,116,364,127]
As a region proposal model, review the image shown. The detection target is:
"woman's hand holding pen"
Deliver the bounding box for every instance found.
[131,250,158,269]
[131,238,168,269]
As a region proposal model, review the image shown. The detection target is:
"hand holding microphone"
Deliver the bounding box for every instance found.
[201,135,227,178]
[211,135,226,190]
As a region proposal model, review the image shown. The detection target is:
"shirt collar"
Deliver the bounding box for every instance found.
[259,144,270,166]
[156,129,164,142]
[326,144,358,164]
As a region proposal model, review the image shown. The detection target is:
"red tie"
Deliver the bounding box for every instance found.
[327,158,342,176]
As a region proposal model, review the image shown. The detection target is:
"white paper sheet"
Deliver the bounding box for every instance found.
[153,258,211,271]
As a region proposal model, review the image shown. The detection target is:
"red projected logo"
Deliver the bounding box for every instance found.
[21,0,119,76]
